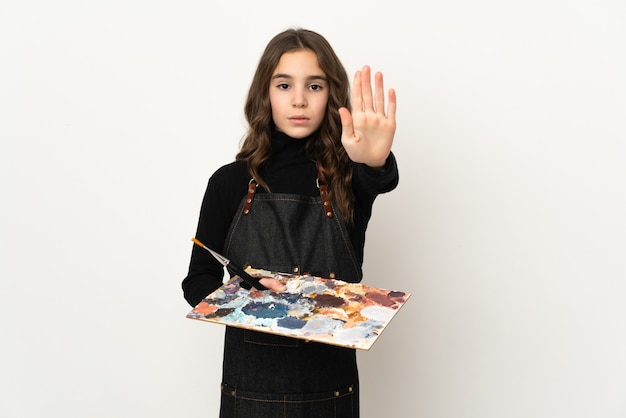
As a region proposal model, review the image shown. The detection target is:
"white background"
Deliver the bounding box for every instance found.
[2,1,625,417]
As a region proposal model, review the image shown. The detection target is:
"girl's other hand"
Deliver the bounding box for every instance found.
[339,65,397,169]
[258,277,287,292]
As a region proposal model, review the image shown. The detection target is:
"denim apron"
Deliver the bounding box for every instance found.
[219,176,363,418]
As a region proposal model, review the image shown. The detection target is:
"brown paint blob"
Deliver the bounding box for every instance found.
[365,291,396,307]
[388,291,406,298]
[313,293,346,308]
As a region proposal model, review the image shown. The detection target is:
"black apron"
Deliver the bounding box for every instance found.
[219,177,363,418]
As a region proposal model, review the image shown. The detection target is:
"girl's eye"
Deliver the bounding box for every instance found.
[277,83,290,90]
[309,84,324,91]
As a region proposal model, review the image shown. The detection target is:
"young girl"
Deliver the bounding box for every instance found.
[182,27,399,417]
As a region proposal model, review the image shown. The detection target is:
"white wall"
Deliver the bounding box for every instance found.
[2,1,625,417]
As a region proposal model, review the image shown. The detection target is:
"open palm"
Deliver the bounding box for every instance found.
[339,65,397,168]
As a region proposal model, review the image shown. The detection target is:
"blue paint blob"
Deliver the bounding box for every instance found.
[277,316,307,329]
[274,293,301,304]
[241,301,288,319]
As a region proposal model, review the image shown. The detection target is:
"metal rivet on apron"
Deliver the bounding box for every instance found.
[231,390,236,396]
[242,178,258,215]
[293,266,299,273]
[349,385,353,392]
[334,390,340,397]
[329,272,336,279]
[317,171,334,218]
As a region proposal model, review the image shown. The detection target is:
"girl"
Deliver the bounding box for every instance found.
[182,27,399,417]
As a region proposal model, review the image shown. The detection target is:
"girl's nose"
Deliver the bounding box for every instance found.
[292,90,307,108]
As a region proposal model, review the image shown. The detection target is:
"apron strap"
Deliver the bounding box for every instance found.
[316,171,334,219]
[242,178,257,215]
[243,172,334,218]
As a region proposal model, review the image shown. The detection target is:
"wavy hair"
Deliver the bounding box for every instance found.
[236,28,354,221]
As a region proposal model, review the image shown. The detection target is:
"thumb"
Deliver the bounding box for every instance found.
[338,107,353,137]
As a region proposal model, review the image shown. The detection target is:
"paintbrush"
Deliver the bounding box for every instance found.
[191,238,268,291]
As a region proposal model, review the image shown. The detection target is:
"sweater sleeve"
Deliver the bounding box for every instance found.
[181,164,249,306]
[352,151,399,199]
[348,152,400,264]
[181,179,227,306]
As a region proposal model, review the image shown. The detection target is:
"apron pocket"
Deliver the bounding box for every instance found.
[220,382,357,418]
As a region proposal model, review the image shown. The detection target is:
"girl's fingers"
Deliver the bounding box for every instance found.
[352,66,394,118]
[386,88,397,121]
[375,71,386,115]
[352,70,363,112]
[360,65,374,112]
[258,278,286,292]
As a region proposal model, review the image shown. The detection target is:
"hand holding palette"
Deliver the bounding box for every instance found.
[186,267,411,350]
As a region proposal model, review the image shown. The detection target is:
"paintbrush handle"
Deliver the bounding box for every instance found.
[191,237,267,291]
[226,263,268,291]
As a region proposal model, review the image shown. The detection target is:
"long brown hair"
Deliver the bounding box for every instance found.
[236,28,355,221]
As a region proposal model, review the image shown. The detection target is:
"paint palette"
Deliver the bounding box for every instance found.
[186,267,411,350]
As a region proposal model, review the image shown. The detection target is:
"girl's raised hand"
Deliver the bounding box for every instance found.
[339,66,396,168]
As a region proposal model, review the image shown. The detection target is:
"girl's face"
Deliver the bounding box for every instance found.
[269,49,329,138]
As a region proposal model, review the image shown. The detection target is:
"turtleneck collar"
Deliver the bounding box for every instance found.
[255,128,321,195]
[271,128,317,148]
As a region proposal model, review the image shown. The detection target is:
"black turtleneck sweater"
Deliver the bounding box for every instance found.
[182,130,399,306]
